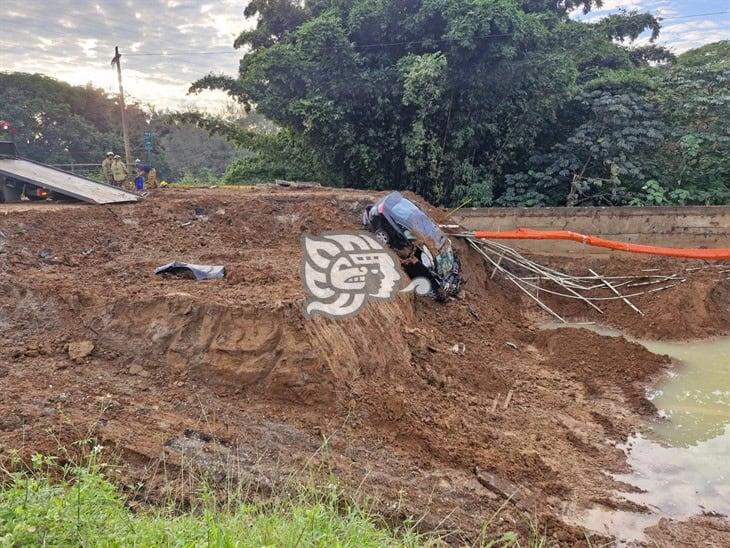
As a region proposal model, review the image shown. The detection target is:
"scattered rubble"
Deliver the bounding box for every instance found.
[67,340,94,361]
[128,364,149,377]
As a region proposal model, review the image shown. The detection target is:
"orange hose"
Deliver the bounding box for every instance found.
[472,228,730,260]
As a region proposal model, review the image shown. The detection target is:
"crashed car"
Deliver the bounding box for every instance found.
[362,191,462,299]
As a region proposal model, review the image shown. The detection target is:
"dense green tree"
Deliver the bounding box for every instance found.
[0,73,121,164]
[501,41,729,206]
[650,42,730,205]
[0,72,157,165]
[192,0,670,205]
[498,77,668,206]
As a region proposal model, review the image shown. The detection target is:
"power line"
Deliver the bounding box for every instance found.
[658,11,729,21]
[117,12,729,58]
[125,49,236,57]
[121,33,514,57]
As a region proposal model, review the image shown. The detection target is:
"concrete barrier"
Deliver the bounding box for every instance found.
[452,206,730,256]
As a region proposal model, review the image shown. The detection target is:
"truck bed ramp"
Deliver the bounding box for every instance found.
[0,157,140,204]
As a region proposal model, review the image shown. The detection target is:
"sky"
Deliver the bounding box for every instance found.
[0,1,728,112]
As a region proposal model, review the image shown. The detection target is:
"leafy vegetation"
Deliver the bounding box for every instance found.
[222,129,329,184]
[1,5,727,206]
[0,72,238,182]
[0,452,429,547]
[502,42,730,206]
[0,449,551,547]
[191,0,728,207]
[649,42,730,206]
[498,78,669,206]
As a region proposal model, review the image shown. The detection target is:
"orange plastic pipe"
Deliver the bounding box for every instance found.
[472,228,730,260]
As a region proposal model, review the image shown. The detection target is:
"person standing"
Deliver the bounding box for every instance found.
[145,165,158,189]
[101,152,114,184]
[135,158,158,189]
[111,154,128,188]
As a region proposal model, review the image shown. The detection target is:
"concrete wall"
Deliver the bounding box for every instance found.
[452,206,730,255]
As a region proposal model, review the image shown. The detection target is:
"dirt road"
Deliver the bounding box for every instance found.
[0,187,727,545]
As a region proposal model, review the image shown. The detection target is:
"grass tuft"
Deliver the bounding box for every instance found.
[0,449,429,547]
[0,445,544,547]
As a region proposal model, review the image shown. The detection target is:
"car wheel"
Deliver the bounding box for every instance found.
[374,228,390,246]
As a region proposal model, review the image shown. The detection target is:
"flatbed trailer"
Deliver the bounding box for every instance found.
[0,141,140,205]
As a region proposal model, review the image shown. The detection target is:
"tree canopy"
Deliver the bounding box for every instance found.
[0,72,125,165]
[0,72,238,182]
[193,1,728,206]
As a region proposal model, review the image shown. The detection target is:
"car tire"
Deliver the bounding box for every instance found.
[431,288,446,302]
[373,227,390,246]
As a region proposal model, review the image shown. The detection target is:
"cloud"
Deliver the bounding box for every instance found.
[660,19,730,53]
[2,1,728,111]
[0,0,248,111]
[571,0,730,49]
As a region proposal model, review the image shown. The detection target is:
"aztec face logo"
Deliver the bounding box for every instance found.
[301,231,429,319]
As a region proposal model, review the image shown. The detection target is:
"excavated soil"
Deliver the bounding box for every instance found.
[0,187,728,546]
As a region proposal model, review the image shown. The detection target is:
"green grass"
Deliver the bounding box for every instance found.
[0,448,545,547]
[0,452,428,547]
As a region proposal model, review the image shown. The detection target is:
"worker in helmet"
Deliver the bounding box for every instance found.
[110,154,128,188]
[145,165,158,189]
[136,158,158,190]
[133,159,144,190]
[143,163,158,189]
[101,152,114,184]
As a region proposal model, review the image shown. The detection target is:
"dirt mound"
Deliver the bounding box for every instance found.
[0,187,727,545]
[534,329,670,414]
[98,294,418,404]
[535,256,730,341]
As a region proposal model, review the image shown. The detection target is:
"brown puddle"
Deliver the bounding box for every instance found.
[546,323,730,543]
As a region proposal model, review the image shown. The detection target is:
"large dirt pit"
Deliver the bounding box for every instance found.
[1,187,728,545]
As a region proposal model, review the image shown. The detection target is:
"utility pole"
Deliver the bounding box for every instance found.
[111,46,133,174]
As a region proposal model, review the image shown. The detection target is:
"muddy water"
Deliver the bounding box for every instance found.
[643,337,730,447]
[543,323,730,543]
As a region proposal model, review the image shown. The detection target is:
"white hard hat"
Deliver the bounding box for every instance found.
[106,151,114,156]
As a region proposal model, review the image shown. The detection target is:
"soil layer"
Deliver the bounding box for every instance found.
[1,187,728,545]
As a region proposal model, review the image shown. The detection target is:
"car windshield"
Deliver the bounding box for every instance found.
[379,192,448,252]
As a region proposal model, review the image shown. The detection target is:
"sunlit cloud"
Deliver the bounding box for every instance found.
[572,0,729,49]
[660,20,729,52]
[0,0,246,112]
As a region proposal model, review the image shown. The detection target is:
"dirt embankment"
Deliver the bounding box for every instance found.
[0,187,727,545]
[534,255,729,341]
